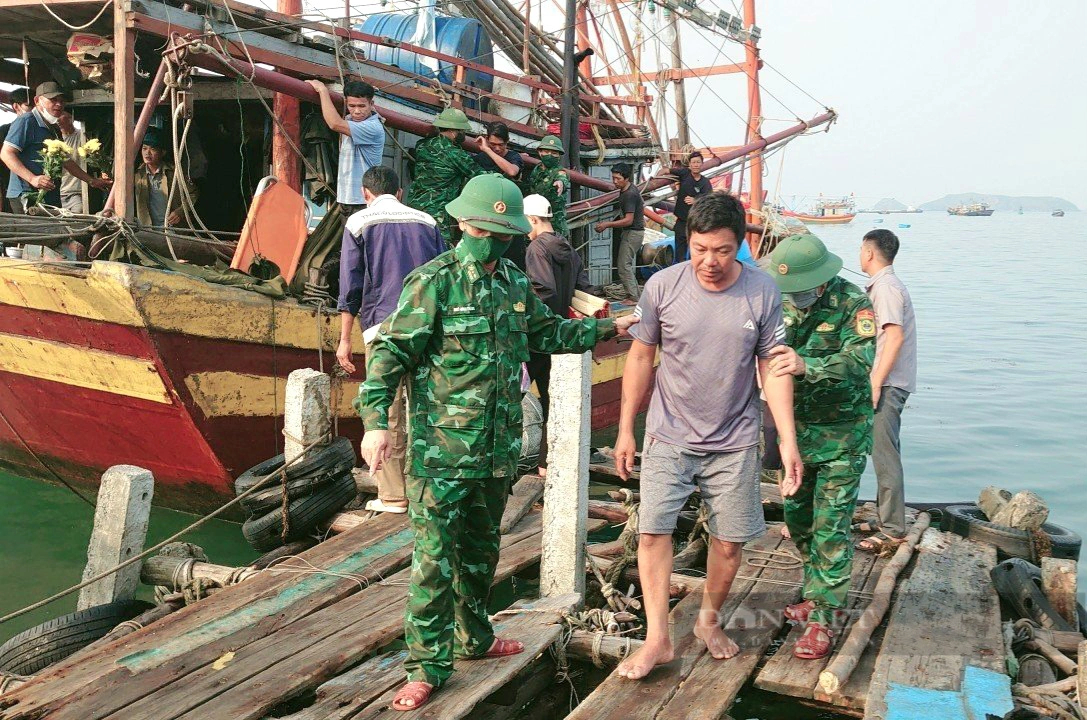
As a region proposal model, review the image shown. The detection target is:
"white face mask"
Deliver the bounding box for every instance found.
[39,107,59,124]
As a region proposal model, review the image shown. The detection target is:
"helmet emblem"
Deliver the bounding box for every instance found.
[494,200,507,214]
[777,263,789,275]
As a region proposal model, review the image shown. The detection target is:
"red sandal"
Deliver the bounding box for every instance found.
[392,681,433,711]
[784,599,815,623]
[480,637,524,658]
[794,622,833,659]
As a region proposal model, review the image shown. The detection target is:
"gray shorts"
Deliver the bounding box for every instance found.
[639,439,765,543]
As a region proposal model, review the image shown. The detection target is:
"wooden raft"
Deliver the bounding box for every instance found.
[568,528,802,720]
[0,510,603,720]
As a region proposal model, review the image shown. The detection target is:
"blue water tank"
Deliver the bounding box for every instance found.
[358,13,494,104]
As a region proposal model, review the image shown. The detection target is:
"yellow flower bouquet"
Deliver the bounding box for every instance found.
[77,137,110,176]
[29,138,72,207]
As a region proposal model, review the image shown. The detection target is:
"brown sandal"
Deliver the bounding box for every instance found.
[784,599,815,623]
[794,622,833,659]
[392,681,433,711]
[481,637,524,658]
[857,532,905,554]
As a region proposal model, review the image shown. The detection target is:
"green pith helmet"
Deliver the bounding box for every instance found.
[432,107,472,131]
[538,135,564,154]
[446,173,532,235]
[768,234,843,293]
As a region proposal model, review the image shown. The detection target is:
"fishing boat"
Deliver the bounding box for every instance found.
[948,201,995,216]
[0,0,836,512]
[1052,209,1065,217]
[784,195,856,224]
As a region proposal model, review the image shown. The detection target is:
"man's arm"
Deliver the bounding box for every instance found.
[305,80,350,136]
[336,226,365,372]
[62,158,110,189]
[523,284,616,354]
[1,143,51,190]
[870,323,904,389]
[475,139,519,178]
[614,339,655,479]
[525,244,558,307]
[759,358,802,496]
[595,211,635,232]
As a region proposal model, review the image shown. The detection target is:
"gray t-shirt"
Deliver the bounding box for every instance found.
[630,262,785,452]
[866,266,917,393]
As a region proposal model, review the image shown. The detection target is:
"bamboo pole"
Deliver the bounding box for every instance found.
[566,631,643,665]
[818,512,932,695]
[1025,639,1077,676]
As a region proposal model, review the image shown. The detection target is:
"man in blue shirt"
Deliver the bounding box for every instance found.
[336,166,446,513]
[307,79,386,215]
[1,82,110,212]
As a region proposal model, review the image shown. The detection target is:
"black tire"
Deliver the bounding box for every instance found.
[0,600,152,675]
[242,472,358,552]
[990,558,1076,632]
[241,471,343,517]
[234,437,356,495]
[940,505,1081,562]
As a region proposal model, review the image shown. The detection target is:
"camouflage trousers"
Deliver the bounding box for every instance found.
[403,474,508,686]
[783,454,866,626]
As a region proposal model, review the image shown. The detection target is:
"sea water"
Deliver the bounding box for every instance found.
[0,210,1084,717]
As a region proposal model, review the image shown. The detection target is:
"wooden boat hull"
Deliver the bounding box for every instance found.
[0,260,635,513]
[785,212,855,224]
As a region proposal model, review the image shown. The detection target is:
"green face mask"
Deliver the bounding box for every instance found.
[541,154,561,169]
[461,232,512,263]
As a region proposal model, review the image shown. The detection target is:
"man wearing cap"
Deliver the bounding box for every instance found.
[523,193,594,475]
[523,135,570,237]
[405,107,485,245]
[1,82,110,213]
[765,234,876,660]
[0,87,31,212]
[357,174,639,711]
[134,129,198,228]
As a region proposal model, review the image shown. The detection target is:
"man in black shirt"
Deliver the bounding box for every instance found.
[473,121,522,181]
[595,162,645,303]
[669,151,712,263]
[0,88,31,213]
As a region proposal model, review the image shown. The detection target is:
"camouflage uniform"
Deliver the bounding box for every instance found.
[523,163,569,237]
[405,134,484,244]
[357,236,616,687]
[780,274,876,626]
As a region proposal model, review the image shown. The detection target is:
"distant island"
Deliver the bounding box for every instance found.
[919,194,1079,212]
[859,198,921,213]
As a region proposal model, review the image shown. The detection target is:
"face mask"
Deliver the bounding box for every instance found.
[39,107,59,124]
[541,155,561,169]
[788,288,820,309]
[461,232,512,263]
[453,132,466,145]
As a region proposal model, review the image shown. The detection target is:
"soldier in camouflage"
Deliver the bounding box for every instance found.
[404,107,484,245]
[766,234,876,660]
[522,135,569,237]
[357,174,639,711]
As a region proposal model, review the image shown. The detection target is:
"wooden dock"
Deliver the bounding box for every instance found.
[570,521,1008,720]
[0,510,605,720]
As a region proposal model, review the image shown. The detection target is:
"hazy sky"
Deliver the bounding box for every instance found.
[672,1,1087,208]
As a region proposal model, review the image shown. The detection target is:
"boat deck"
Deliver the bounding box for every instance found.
[570,521,1006,720]
[0,508,604,720]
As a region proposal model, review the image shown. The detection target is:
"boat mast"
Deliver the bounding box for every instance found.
[560,0,581,205]
[667,11,689,147]
[743,0,763,214]
[272,0,303,192]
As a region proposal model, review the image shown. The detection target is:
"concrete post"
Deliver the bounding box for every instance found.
[77,465,154,610]
[539,351,591,600]
[283,368,331,463]
[1078,641,1086,711]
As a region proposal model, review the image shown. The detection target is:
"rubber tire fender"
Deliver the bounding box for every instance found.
[240,471,343,517]
[940,505,1081,562]
[0,600,153,675]
[234,437,356,495]
[241,471,358,552]
[990,558,1076,632]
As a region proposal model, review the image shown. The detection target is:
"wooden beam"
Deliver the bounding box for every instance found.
[592,63,745,86]
[113,0,135,219]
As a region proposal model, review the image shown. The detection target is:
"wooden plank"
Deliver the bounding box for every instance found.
[0,514,413,718]
[754,541,882,698]
[567,532,791,720]
[112,0,134,219]
[654,538,803,719]
[500,475,544,534]
[861,531,1004,720]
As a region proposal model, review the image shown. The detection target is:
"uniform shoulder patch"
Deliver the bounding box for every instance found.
[855,308,877,337]
[514,301,526,313]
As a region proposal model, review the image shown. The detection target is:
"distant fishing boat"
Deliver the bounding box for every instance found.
[1052,209,1065,217]
[785,196,856,224]
[948,202,994,216]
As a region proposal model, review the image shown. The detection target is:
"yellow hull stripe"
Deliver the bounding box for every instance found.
[185,371,363,418]
[0,260,146,326]
[0,332,171,404]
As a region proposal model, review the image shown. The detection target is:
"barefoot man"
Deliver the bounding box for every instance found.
[357,174,639,710]
[614,192,803,679]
